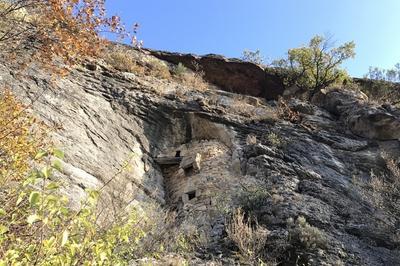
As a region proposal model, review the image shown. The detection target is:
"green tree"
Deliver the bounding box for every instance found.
[273,35,355,98]
[241,49,264,65]
[365,64,400,82]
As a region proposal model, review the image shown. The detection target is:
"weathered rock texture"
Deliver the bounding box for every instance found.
[1,48,400,265]
[147,49,285,100]
[314,88,400,140]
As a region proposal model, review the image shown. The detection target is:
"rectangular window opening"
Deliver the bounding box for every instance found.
[187,190,196,201]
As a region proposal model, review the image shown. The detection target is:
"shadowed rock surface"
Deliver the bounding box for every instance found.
[1,48,400,265]
[314,88,400,140]
[147,49,285,100]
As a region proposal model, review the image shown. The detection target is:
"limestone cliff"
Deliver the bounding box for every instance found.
[2,47,400,265]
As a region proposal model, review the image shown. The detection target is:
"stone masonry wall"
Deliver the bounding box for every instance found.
[159,139,241,240]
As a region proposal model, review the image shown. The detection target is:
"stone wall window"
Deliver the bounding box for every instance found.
[182,190,196,202]
[187,191,196,200]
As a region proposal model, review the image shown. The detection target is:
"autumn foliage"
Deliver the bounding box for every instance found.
[0,89,47,185]
[0,0,128,70]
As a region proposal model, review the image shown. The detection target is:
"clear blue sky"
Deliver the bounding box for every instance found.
[105,0,400,78]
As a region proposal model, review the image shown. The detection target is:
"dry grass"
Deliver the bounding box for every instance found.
[226,208,269,263]
[105,50,146,75]
[371,155,400,217]
[354,154,400,218]
[277,97,301,123]
[105,48,172,80]
[147,59,171,80]
[287,216,327,250]
[246,134,257,145]
[135,209,202,257]
[352,154,400,245]
[105,52,214,94]
[177,72,208,91]
[172,61,209,92]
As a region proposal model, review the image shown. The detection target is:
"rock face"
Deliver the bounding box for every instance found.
[314,88,400,140]
[2,48,400,265]
[147,49,285,100]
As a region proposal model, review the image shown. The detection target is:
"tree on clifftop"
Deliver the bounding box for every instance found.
[273,35,356,98]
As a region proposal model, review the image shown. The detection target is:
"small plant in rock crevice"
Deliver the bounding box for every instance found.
[276,97,301,123]
[282,216,327,265]
[226,208,270,264]
[287,216,327,250]
[172,62,188,77]
[237,183,271,214]
[172,61,209,91]
[263,132,285,148]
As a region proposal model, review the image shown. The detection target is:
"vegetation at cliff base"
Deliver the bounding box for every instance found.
[0,88,197,265]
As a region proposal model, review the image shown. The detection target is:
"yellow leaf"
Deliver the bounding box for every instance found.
[0,225,8,235]
[27,214,40,225]
[61,230,69,246]
[35,151,48,160]
[29,191,40,206]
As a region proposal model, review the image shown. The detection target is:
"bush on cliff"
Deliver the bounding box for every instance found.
[0,0,131,72]
[272,35,355,98]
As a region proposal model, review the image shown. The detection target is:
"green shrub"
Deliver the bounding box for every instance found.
[172,62,188,77]
[287,216,327,250]
[272,35,355,98]
[0,148,149,265]
[241,49,264,65]
[238,184,271,213]
[263,132,284,148]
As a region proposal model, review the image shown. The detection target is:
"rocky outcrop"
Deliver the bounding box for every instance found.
[146,49,285,100]
[315,88,400,140]
[2,47,400,265]
[241,108,400,265]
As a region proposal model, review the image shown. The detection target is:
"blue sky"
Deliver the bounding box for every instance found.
[105,0,400,77]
